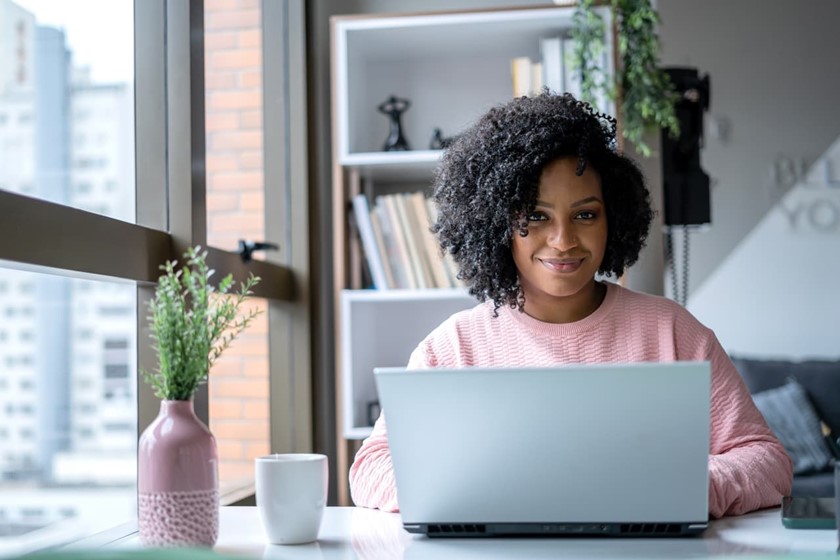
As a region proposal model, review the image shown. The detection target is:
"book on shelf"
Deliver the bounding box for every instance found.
[369,207,396,289]
[511,56,549,98]
[562,36,582,101]
[374,197,411,289]
[379,194,418,289]
[530,61,543,96]
[540,35,564,94]
[394,193,433,289]
[407,191,451,289]
[351,194,391,289]
[424,197,463,288]
[352,192,466,290]
[511,56,532,98]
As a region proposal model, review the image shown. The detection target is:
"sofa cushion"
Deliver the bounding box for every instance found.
[752,379,835,475]
[730,356,840,437]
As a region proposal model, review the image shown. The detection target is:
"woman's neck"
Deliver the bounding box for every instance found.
[522,280,607,324]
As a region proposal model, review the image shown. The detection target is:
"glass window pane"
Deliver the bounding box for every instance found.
[0,265,137,554]
[204,0,270,498]
[0,0,135,222]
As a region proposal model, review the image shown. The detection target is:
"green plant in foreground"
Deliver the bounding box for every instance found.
[572,0,680,156]
[143,246,261,401]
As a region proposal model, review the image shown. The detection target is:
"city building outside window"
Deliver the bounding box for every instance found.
[0,0,309,553]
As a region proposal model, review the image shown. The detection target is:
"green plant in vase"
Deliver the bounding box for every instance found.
[138,246,261,548]
[143,245,262,400]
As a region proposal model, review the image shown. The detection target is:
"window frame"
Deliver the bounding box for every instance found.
[0,0,312,539]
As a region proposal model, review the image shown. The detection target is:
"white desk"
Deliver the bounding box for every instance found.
[118,506,837,559]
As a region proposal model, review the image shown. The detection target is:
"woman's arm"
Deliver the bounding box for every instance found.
[348,411,400,512]
[348,343,438,511]
[705,342,793,517]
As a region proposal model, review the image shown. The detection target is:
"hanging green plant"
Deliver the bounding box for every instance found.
[571,0,680,156]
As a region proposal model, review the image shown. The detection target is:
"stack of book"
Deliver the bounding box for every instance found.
[511,34,599,108]
[351,192,462,290]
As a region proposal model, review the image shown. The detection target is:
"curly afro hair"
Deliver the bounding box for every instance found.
[431,92,653,313]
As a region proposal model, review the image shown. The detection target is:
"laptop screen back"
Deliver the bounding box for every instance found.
[374,362,710,533]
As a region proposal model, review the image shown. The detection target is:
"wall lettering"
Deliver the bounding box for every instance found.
[779,197,840,233]
[773,153,840,233]
[772,156,840,190]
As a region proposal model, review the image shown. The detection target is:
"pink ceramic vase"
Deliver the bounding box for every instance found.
[138,399,219,547]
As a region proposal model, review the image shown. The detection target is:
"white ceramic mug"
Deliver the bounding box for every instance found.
[255,453,329,545]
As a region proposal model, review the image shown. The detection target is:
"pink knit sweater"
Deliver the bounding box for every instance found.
[349,282,792,518]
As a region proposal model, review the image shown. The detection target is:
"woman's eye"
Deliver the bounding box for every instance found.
[526,212,547,222]
[576,210,597,220]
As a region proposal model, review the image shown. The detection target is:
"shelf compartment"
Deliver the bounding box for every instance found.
[339,288,477,439]
[333,6,613,161]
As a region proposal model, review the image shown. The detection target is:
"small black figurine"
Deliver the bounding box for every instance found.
[429,128,460,150]
[378,95,411,151]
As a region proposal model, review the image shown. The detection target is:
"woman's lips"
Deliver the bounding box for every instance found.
[539,257,584,273]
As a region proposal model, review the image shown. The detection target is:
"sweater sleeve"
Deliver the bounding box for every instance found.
[348,410,399,512]
[348,343,435,511]
[704,337,793,518]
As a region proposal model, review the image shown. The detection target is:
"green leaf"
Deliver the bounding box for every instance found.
[573,0,680,155]
[142,246,263,400]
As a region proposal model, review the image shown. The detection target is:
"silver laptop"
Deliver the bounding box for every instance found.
[374,362,711,538]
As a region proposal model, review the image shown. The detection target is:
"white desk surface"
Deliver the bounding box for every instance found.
[119,506,838,559]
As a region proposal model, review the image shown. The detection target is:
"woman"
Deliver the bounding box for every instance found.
[349,93,792,518]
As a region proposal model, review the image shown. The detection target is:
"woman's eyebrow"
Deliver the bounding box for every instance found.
[535,196,604,209]
[571,196,603,208]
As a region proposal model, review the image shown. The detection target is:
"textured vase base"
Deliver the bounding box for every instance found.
[139,488,219,547]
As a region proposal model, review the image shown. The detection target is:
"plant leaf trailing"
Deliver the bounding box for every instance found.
[142,246,262,401]
[571,0,680,157]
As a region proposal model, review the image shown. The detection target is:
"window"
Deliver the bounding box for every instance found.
[104,365,129,379]
[200,0,312,501]
[0,0,134,223]
[0,0,308,551]
[204,0,270,495]
[0,266,135,536]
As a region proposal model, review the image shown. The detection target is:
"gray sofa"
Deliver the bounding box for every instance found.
[731,356,840,497]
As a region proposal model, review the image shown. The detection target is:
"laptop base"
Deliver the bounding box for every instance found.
[405,521,709,538]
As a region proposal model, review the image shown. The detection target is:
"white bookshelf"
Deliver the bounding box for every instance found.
[333,6,614,162]
[340,288,477,439]
[330,4,616,501]
[342,150,442,182]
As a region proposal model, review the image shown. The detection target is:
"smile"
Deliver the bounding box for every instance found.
[538,257,584,273]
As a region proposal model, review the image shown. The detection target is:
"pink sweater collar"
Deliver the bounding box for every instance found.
[499,281,620,336]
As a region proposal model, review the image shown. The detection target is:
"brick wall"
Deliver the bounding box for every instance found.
[204,0,269,488]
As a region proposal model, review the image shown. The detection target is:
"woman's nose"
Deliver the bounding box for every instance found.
[547,221,578,251]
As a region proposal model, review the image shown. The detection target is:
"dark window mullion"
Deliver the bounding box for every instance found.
[0,190,171,283]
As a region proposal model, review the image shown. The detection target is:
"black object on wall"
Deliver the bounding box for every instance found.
[661,67,711,226]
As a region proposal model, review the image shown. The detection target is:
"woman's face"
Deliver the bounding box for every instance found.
[511,156,608,323]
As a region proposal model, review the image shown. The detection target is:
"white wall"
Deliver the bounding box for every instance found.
[688,138,840,359]
[656,0,840,358]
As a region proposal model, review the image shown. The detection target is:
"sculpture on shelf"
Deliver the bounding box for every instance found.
[429,128,461,150]
[378,95,411,151]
